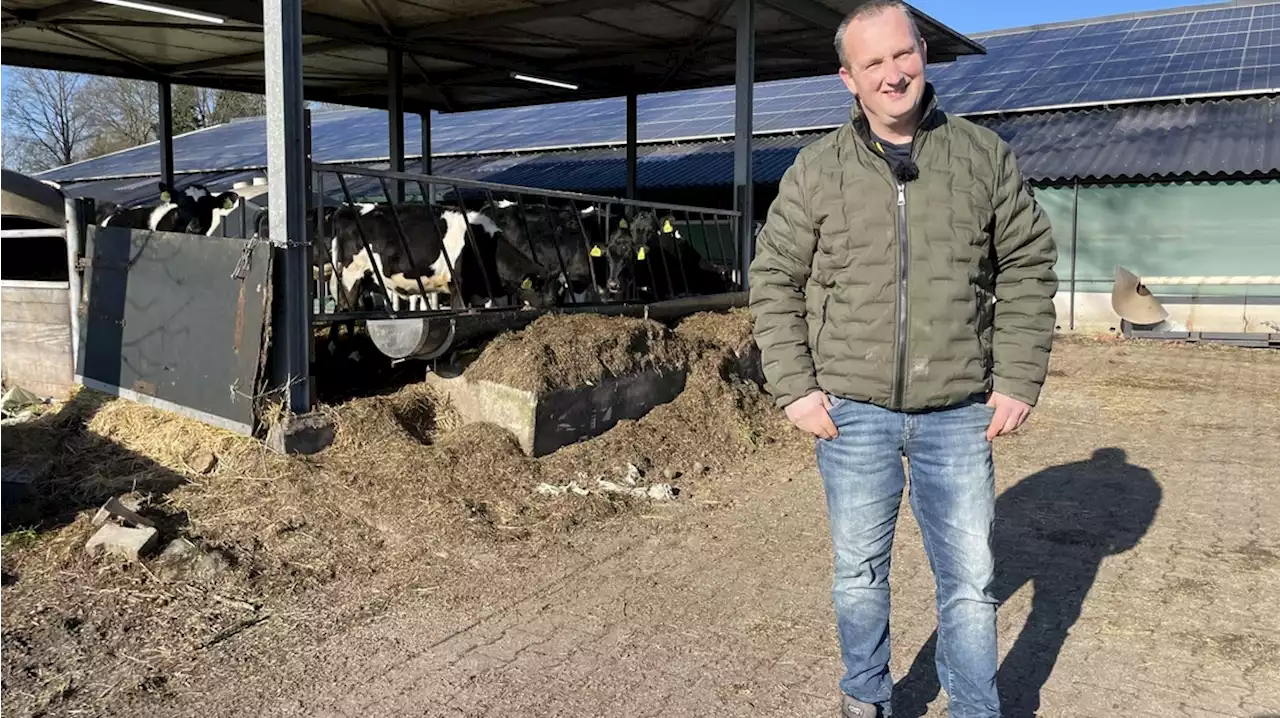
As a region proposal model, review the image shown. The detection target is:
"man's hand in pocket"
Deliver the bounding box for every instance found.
[785,391,838,440]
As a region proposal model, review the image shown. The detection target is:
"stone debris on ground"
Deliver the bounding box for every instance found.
[85,494,163,563]
[622,463,643,486]
[187,448,218,475]
[597,480,677,501]
[534,481,591,497]
[536,466,678,501]
[85,523,159,563]
[0,410,38,426]
[1,386,45,417]
[92,495,155,529]
[154,537,232,582]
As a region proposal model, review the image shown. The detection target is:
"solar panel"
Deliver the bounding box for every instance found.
[925,1,1280,112]
[34,1,1280,184]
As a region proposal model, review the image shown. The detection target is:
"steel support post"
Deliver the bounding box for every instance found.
[733,0,755,290]
[389,49,405,203]
[64,197,85,373]
[626,91,638,200]
[158,81,174,190]
[420,111,433,203]
[1069,179,1080,331]
[264,0,312,414]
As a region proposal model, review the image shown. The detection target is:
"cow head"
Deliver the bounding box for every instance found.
[188,190,240,234]
[514,272,563,308]
[656,214,683,245]
[597,211,659,299]
[157,181,202,229]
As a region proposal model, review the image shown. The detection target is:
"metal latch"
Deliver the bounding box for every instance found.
[230,237,259,280]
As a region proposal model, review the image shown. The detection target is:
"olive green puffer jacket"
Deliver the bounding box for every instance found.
[748,84,1058,412]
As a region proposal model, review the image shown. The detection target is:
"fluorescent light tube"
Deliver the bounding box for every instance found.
[93,0,225,24]
[512,73,579,90]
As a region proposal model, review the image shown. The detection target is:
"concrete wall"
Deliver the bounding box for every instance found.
[1036,179,1280,334]
[1,281,75,399]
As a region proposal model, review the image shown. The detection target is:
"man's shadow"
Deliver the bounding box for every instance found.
[893,448,1161,718]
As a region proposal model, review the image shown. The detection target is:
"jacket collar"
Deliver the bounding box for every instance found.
[848,80,941,145]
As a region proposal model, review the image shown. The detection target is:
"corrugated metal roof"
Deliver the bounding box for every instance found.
[429,135,814,191]
[978,94,1280,181]
[430,96,1280,187]
[49,96,1280,203]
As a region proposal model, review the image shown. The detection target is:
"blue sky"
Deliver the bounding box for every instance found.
[911,0,1199,34]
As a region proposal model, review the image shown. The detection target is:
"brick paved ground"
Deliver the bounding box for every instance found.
[241,343,1280,718]
[51,341,1270,718]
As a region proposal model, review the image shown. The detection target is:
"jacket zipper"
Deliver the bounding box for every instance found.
[892,181,908,410]
[816,294,831,360]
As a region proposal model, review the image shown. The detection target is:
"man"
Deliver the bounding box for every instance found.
[747,3,1058,717]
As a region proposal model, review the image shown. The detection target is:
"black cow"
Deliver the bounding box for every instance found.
[479,200,608,306]
[600,210,732,301]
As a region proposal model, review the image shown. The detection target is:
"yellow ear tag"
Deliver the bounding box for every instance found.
[636,246,647,260]
[521,278,533,289]
[618,219,628,229]
[590,245,603,257]
[160,191,171,202]
[662,219,674,233]
[222,197,236,210]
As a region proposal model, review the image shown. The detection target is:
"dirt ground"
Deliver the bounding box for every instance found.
[3,322,1279,718]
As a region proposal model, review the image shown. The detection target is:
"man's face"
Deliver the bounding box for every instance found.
[837,8,928,129]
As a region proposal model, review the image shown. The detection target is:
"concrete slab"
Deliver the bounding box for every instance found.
[426,367,687,457]
[267,412,336,455]
[85,523,158,563]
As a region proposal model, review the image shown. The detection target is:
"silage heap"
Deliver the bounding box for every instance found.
[2,309,795,594]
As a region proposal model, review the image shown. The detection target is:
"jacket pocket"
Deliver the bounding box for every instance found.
[974,283,995,372]
[814,294,831,365]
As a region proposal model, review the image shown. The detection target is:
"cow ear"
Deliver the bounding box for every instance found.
[636,246,647,261]
[589,245,603,257]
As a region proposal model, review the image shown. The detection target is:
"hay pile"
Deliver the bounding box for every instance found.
[463,314,684,394]
[2,309,787,582]
[0,308,802,717]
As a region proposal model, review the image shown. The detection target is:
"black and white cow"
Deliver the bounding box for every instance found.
[311,202,507,312]
[98,182,239,235]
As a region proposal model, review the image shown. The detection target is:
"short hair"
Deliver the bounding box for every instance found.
[834,0,923,69]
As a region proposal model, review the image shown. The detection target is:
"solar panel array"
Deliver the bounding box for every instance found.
[39,2,1280,183]
[935,2,1280,113]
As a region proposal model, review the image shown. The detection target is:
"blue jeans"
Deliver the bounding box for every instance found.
[817,394,1000,718]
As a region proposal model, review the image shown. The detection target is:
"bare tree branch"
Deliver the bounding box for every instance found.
[2,68,94,171]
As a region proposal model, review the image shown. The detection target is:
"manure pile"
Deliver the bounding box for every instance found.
[2,308,793,595]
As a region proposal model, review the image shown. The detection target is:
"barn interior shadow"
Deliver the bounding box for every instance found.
[1,389,189,539]
[892,447,1162,718]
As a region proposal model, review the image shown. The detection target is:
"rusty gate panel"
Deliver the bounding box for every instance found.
[77,226,272,435]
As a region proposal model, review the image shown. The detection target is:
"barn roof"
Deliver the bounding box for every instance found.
[45,95,1280,205]
[1,0,981,113]
[425,94,1280,186]
[26,0,1280,196]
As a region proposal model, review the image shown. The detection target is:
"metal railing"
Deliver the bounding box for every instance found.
[308,163,742,322]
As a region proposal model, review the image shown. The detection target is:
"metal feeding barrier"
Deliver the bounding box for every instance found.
[307,163,747,361]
